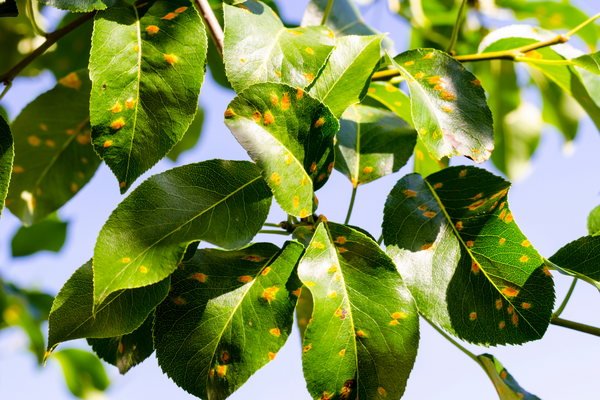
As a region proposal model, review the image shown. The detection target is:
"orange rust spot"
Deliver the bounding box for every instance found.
[434,182,442,189]
[71,182,78,192]
[209,369,215,378]
[385,84,396,92]
[512,313,519,326]
[404,189,416,197]
[222,351,229,363]
[320,392,333,400]
[134,45,139,52]
[66,129,74,135]
[378,387,386,396]
[424,52,434,59]
[423,211,436,218]
[270,93,279,106]
[270,172,281,185]
[303,72,315,82]
[268,352,276,360]
[312,241,324,249]
[45,140,55,147]
[58,72,82,89]
[284,154,293,165]
[472,193,483,200]
[363,166,373,174]
[189,273,206,282]
[314,118,325,128]
[251,110,261,122]
[328,162,334,172]
[262,286,279,303]
[292,196,299,209]
[459,169,467,177]
[499,321,505,329]
[292,287,302,297]
[522,240,531,247]
[117,342,123,353]
[275,70,281,76]
[504,213,514,223]
[338,247,348,253]
[224,108,235,118]
[469,199,486,210]
[297,89,304,100]
[164,54,178,66]
[339,349,346,355]
[269,328,280,337]
[110,102,122,113]
[499,209,507,220]
[318,173,326,182]
[162,12,177,20]
[500,370,507,380]
[522,302,531,309]
[217,364,227,376]
[519,255,529,263]
[239,275,252,283]
[471,262,480,274]
[391,312,407,319]
[542,266,553,277]
[303,344,311,353]
[419,205,427,211]
[146,25,159,34]
[309,162,317,173]
[240,58,245,63]
[507,306,514,314]
[368,87,376,93]
[13,166,24,173]
[126,99,135,109]
[335,237,347,245]
[136,2,147,7]
[404,60,414,66]
[503,287,519,297]
[243,255,266,262]
[81,157,88,163]
[442,91,456,100]
[264,110,275,125]
[172,297,185,305]
[389,320,400,325]
[524,50,543,59]
[415,72,425,79]
[261,267,271,276]
[427,76,442,85]
[422,243,433,251]
[496,299,502,310]
[356,330,366,337]
[300,209,308,218]
[111,118,125,130]
[351,178,358,187]
[281,92,290,110]
[469,312,477,321]
[28,136,40,146]
[456,221,463,230]
[466,241,474,247]
[472,79,482,86]
[175,6,187,13]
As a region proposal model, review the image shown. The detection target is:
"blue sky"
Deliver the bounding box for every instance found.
[1,0,600,399]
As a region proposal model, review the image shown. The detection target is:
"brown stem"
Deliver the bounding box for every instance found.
[551,315,600,338]
[194,0,224,57]
[0,12,95,86]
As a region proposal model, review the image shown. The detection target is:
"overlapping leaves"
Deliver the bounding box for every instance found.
[548,236,600,292]
[0,115,13,219]
[154,242,303,399]
[11,213,68,257]
[478,353,541,400]
[383,166,555,345]
[299,221,419,400]
[39,0,115,12]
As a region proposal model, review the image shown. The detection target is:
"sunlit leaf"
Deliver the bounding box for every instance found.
[166,106,204,162]
[364,82,413,126]
[548,235,600,293]
[0,115,13,219]
[413,137,448,177]
[588,204,600,236]
[53,349,110,399]
[39,0,115,12]
[478,353,541,400]
[295,284,313,341]
[11,213,68,257]
[154,242,304,399]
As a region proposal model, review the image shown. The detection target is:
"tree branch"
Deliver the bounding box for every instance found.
[195,0,224,57]
[551,315,600,338]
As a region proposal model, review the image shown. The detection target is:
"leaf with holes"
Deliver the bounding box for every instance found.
[93,159,272,306]
[299,222,419,400]
[0,115,13,219]
[548,236,600,293]
[47,259,169,355]
[478,353,541,400]
[383,166,555,345]
[223,0,334,93]
[388,49,494,163]
[6,70,99,225]
[90,0,207,193]
[154,242,304,399]
[308,35,383,118]
[224,83,338,217]
[38,0,115,12]
[334,104,416,187]
[11,213,67,257]
[88,312,155,375]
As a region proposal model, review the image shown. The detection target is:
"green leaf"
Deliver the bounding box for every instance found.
[6,70,100,226]
[2,297,46,363]
[223,0,335,93]
[166,106,204,162]
[383,166,555,345]
[299,222,419,400]
[334,104,416,187]
[572,52,600,76]
[224,83,338,217]
[413,136,448,177]
[388,49,494,163]
[38,0,115,12]
[53,349,110,399]
[90,0,207,193]
[0,115,13,219]
[154,242,304,399]
[365,82,413,127]
[478,353,541,400]
[11,213,68,257]
[207,38,233,90]
[87,312,155,375]
[295,285,313,341]
[548,236,600,293]
[47,259,169,354]
[588,204,600,236]
[308,35,383,118]
[93,159,272,306]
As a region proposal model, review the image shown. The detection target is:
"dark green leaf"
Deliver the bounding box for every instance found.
[478,353,541,400]
[334,104,416,187]
[299,222,419,400]
[166,106,204,162]
[0,115,13,219]
[207,38,233,90]
[6,70,100,226]
[383,166,555,345]
[39,0,115,12]
[588,204,600,236]
[548,236,600,292]
[11,213,68,257]
[154,242,304,400]
[90,0,207,193]
[47,259,169,354]
[389,49,494,163]
[223,0,334,93]
[53,349,110,399]
[93,159,272,306]
[224,83,338,217]
[88,312,155,374]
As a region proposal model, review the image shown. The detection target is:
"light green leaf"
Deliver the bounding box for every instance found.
[154,242,304,400]
[548,236,600,292]
[53,349,110,399]
[11,213,68,257]
[299,222,419,400]
[88,312,155,375]
[223,0,334,93]
[588,204,600,236]
[38,0,115,12]
[478,353,541,400]
[90,0,207,193]
[383,166,555,345]
[0,115,13,219]
[166,106,204,162]
[413,136,448,177]
[388,49,494,163]
[93,159,272,306]
[572,52,600,75]
[309,35,383,118]
[7,70,99,226]
[2,297,46,364]
[334,104,416,187]
[224,83,338,217]
[47,259,169,354]
[295,285,313,341]
[365,82,413,126]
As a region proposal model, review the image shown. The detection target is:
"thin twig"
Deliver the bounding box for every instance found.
[554,278,577,318]
[445,0,468,54]
[377,233,383,246]
[26,0,47,37]
[551,315,600,337]
[258,229,291,236]
[195,0,224,57]
[421,313,482,366]
[344,186,358,225]
[263,222,283,228]
[321,0,335,26]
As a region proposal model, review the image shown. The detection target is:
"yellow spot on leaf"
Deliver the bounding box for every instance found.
[312,241,324,249]
[262,286,279,303]
[442,105,452,113]
[28,136,40,146]
[58,72,82,90]
[542,266,553,277]
[300,209,308,218]
[404,60,414,66]
[356,330,366,337]
[224,108,235,118]
[164,54,178,66]
[303,72,315,82]
[472,79,482,86]
[270,172,281,185]
[363,166,373,173]
[423,211,437,218]
[385,84,396,92]
[146,25,159,34]
[328,264,338,273]
[391,312,407,319]
[269,328,280,337]
[394,101,402,106]
[424,52,434,59]
[427,76,442,85]
[415,72,425,79]
[282,92,290,110]
[134,45,139,52]
[469,199,486,210]
[217,365,227,376]
[522,240,531,247]
[292,195,299,209]
[442,91,456,100]
[140,266,148,273]
[269,92,279,106]
[111,118,125,130]
[328,291,337,298]
[292,287,302,297]
[500,370,507,380]
[504,213,514,223]
[303,344,311,353]
[268,352,276,360]
[261,267,271,276]
[524,50,543,59]
[126,99,135,109]
[240,58,245,63]
[287,30,303,35]
[389,320,400,325]
[418,205,427,211]
[110,102,122,113]
[520,255,529,263]
[45,140,55,148]
[122,257,131,263]
[305,47,314,55]
[339,349,345,355]
[433,84,443,91]
[422,243,433,251]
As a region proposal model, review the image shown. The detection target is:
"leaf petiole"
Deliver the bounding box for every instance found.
[321,0,335,26]
[554,278,578,318]
[344,186,358,225]
[258,229,291,236]
[445,0,468,54]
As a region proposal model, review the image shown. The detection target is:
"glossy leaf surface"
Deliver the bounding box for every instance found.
[53,349,110,399]
[389,49,494,163]
[383,166,555,345]
[11,213,67,257]
[224,83,338,217]
[90,0,207,193]
[47,259,169,353]
[7,70,98,225]
[334,104,416,187]
[299,222,419,400]
[93,159,272,305]
[167,106,204,162]
[478,353,541,400]
[223,0,334,93]
[548,236,600,292]
[0,115,13,219]
[154,242,304,400]
[39,0,115,12]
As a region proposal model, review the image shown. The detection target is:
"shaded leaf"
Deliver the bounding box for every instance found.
[90,0,207,193]
[223,0,334,93]
[167,106,204,162]
[572,52,600,76]
[299,222,419,400]
[224,83,338,217]
[295,285,313,341]
[11,213,68,257]
[39,0,115,12]
[53,349,109,399]
[47,259,169,354]
[388,49,494,163]
[2,297,46,363]
[383,166,555,345]
[548,235,600,292]
[0,115,13,219]
[413,136,448,177]
[93,159,272,306]
[478,353,541,400]
[334,104,416,187]
[588,204,600,236]
[207,38,233,90]
[88,312,154,375]
[6,70,100,226]
[154,242,304,400]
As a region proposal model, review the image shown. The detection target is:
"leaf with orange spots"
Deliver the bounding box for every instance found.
[478,353,541,400]
[383,166,555,345]
[38,0,115,12]
[11,212,67,257]
[388,49,494,164]
[223,1,334,93]
[334,104,416,187]
[548,235,600,293]
[154,242,303,399]
[224,82,338,217]
[0,115,13,220]
[93,160,272,306]
[47,259,169,357]
[6,70,100,225]
[90,0,207,193]
[299,222,419,400]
